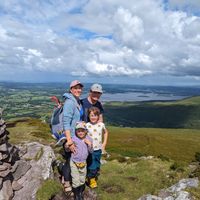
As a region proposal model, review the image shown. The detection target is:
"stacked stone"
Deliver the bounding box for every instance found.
[0,110,27,199]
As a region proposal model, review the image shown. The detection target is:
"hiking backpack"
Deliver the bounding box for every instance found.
[50,96,66,145]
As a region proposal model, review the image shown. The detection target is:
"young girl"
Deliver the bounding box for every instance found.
[86,107,108,188]
[68,121,93,199]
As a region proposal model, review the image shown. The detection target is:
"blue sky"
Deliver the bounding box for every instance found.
[0,0,200,85]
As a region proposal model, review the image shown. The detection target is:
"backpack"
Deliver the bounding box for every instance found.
[50,96,66,145]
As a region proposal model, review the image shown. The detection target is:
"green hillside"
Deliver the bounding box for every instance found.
[6,118,200,200]
[104,96,200,128]
[107,126,200,164]
[7,118,200,164]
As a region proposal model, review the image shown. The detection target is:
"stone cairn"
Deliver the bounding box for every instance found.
[0,109,31,199]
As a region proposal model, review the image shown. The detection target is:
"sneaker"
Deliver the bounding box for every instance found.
[89,178,97,189]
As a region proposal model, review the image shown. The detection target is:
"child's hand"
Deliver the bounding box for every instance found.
[65,141,76,154]
[102,143,106,154]
[84,139,92,147]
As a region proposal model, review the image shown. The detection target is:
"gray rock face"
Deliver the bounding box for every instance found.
[167,178,199,193]
[12,160,31,181]
[0,113,56,200]
[0,114,15,200]
[0,179,13,200]
[12,181,23,191]
[13,142,55,200]
[175,191,191,200]
[138,178,199,200]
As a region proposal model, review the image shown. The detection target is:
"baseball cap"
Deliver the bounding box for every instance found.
[90,83,103,93]
[75,121,87,130]
[70,80,84,88]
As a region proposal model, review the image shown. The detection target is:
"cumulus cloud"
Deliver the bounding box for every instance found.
[0,0,200,84]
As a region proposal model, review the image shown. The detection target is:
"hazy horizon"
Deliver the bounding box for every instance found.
[1,80,200,87]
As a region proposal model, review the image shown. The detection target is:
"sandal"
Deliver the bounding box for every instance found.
[63,181,72,192]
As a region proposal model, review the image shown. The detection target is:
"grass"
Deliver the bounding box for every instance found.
[36,179,62,200]
[34,147,44,161]
[107,126,200,165]
[7,118,54,145]
[152,96,200,106]
[7,118,200,165]
[187,183,200,199]
[104,96,200,128]
[96,159,190,200]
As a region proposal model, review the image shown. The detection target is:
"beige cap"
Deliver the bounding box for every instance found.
[90,83,103,93]
[75,121,87,130]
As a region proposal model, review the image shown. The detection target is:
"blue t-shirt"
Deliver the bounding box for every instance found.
[81,98,104,122]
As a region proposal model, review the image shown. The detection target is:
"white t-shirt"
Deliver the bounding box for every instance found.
[86,122,106,151]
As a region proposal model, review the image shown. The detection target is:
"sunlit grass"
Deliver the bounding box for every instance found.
[96,159,190,200]
[107,126,200,164]
[7,118,54,145]
[36,179,62,200]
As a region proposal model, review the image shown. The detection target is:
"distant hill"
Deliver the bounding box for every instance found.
[104,96,200,129]
[1,81,200,129]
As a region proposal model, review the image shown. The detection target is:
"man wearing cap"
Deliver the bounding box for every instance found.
[61,80,84,192]
[81,83,104,123]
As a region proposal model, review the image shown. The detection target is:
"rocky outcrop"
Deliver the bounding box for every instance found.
[0,110,55,200]
[138,178,199,200]
[13,142,55,200]
[0,111,20,200]
[52,188,98,200]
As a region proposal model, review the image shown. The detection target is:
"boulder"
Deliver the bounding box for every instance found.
[0,179,13,200]
[12,160,31,181]
[175,191,192,200]
[12,181,23,191]
[138,178,198,200]
[13,142,55,200]
[167,178,199,193]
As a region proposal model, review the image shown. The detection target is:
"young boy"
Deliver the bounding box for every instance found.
[68,121,93,199]
[86,107,108,188]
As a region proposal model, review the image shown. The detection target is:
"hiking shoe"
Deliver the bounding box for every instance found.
[89,178,97,189]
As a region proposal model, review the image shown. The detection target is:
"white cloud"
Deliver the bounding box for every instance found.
[0,0,200,84]
[112,7,145,51]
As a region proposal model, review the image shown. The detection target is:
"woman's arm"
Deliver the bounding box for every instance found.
[63,99,76,153]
